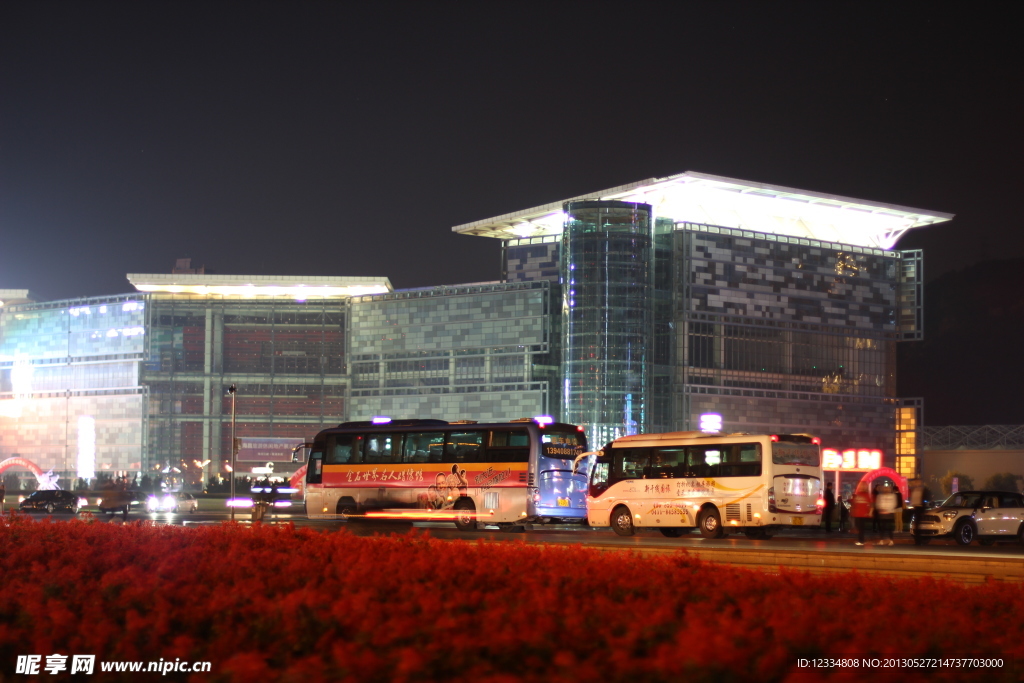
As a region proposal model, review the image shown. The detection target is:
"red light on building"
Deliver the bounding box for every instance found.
[822,448,882,471]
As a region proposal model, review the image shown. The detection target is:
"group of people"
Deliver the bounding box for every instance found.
[822,478,931,546]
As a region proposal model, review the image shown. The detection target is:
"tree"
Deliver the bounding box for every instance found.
[983,472,1021,492]
[939,471,974,496]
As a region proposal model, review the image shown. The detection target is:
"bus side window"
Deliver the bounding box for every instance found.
[403,432,444,463]
[736,443,761,477]
[686,446,720,478]
[488,429,530,463]
[613,448,649,481]
[365,434,401,464]
[307,449,323,484]
[650,448,686,478]
[445,431,484,462]
[326,434,361,464]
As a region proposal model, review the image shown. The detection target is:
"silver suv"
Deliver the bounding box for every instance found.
[912,490,1024,546]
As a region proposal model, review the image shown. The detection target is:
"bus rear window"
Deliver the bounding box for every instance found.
[772,443,820,467]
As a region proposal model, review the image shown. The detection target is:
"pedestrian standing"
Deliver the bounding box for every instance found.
[852,482,872,546]
[893,484,905,533]
[838,492,850,532]
[874,482,898,546]
[823,481,836,533]
[872,484,881,532]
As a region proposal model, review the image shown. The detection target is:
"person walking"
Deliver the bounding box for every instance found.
[852,482,872,546]
[893,484,905,534]
[823,481,836,533]
[872,484,881,532]
[874,482,898,546]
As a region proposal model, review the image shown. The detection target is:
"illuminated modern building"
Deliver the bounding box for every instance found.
[0,171,953,486]
[455,171,954,474]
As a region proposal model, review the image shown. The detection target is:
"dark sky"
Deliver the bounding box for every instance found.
[1,1,1021,301]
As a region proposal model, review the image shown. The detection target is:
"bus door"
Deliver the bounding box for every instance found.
[305,444,324,516]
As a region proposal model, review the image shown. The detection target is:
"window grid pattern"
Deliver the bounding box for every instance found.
[676,226,909,453]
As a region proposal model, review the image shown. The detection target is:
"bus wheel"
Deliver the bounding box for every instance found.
[659,527,687,538]
[610,506,635,537]
[336,499,357,517]
[699,507,723,539]
[453,499,477,532]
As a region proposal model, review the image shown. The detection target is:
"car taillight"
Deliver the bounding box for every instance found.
[767,487,777,513]
[816,497,825,514]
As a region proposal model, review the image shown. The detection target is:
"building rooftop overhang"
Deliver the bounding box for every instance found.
[0,289,35,307]
[452,171,954,250]
[127,274,393,300]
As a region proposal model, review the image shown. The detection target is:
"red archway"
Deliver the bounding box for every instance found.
[857,467,908,500]
[0,457,44,478]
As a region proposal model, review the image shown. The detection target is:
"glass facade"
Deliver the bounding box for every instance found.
[502,217,924,461]
[142,296,348,485]
[0,296,147,487]
[561,201,653,447]
[348,282,551,423]
[1,176,938,481]
[671,225,922,456]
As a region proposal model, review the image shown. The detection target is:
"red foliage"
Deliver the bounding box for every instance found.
[1,514,1020,682]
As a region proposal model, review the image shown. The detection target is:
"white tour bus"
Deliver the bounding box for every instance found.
[580,431,823,538]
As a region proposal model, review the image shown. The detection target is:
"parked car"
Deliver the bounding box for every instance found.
[146,491,198,514]
[97,490,148,515]
[912,490,1024,546]
[19,489,80,514]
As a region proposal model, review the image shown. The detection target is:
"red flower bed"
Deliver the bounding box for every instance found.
[1,514,1021,682]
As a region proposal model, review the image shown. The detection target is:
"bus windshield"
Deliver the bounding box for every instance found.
[771,443,819,467]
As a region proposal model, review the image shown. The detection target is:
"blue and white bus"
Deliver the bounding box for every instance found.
[304,417,588,531]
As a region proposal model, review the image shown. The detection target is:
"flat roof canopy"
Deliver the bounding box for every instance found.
[128,274,393,299]
[453,171,954,250]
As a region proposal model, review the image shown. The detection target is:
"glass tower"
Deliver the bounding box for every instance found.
[561,200,653,447]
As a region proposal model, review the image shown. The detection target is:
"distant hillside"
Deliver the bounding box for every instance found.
[897,258,1024,425]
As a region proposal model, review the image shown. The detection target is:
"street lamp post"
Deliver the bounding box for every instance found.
[228,384,237,522]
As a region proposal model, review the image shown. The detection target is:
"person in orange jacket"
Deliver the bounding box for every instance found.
[851,482,873,546]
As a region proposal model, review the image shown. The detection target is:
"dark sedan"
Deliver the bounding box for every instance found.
[19,490,80,514]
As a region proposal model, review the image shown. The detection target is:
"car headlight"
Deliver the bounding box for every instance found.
[147,496,158,510]
[942,511,959,520]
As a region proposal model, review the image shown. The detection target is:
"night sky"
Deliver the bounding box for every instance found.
[1,1,1021,302]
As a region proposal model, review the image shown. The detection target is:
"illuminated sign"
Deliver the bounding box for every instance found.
[236,437,306,463]
[822,448,882,471]
[699,413,722,433]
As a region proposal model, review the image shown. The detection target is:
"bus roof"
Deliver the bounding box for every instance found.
[608,432,817,447]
